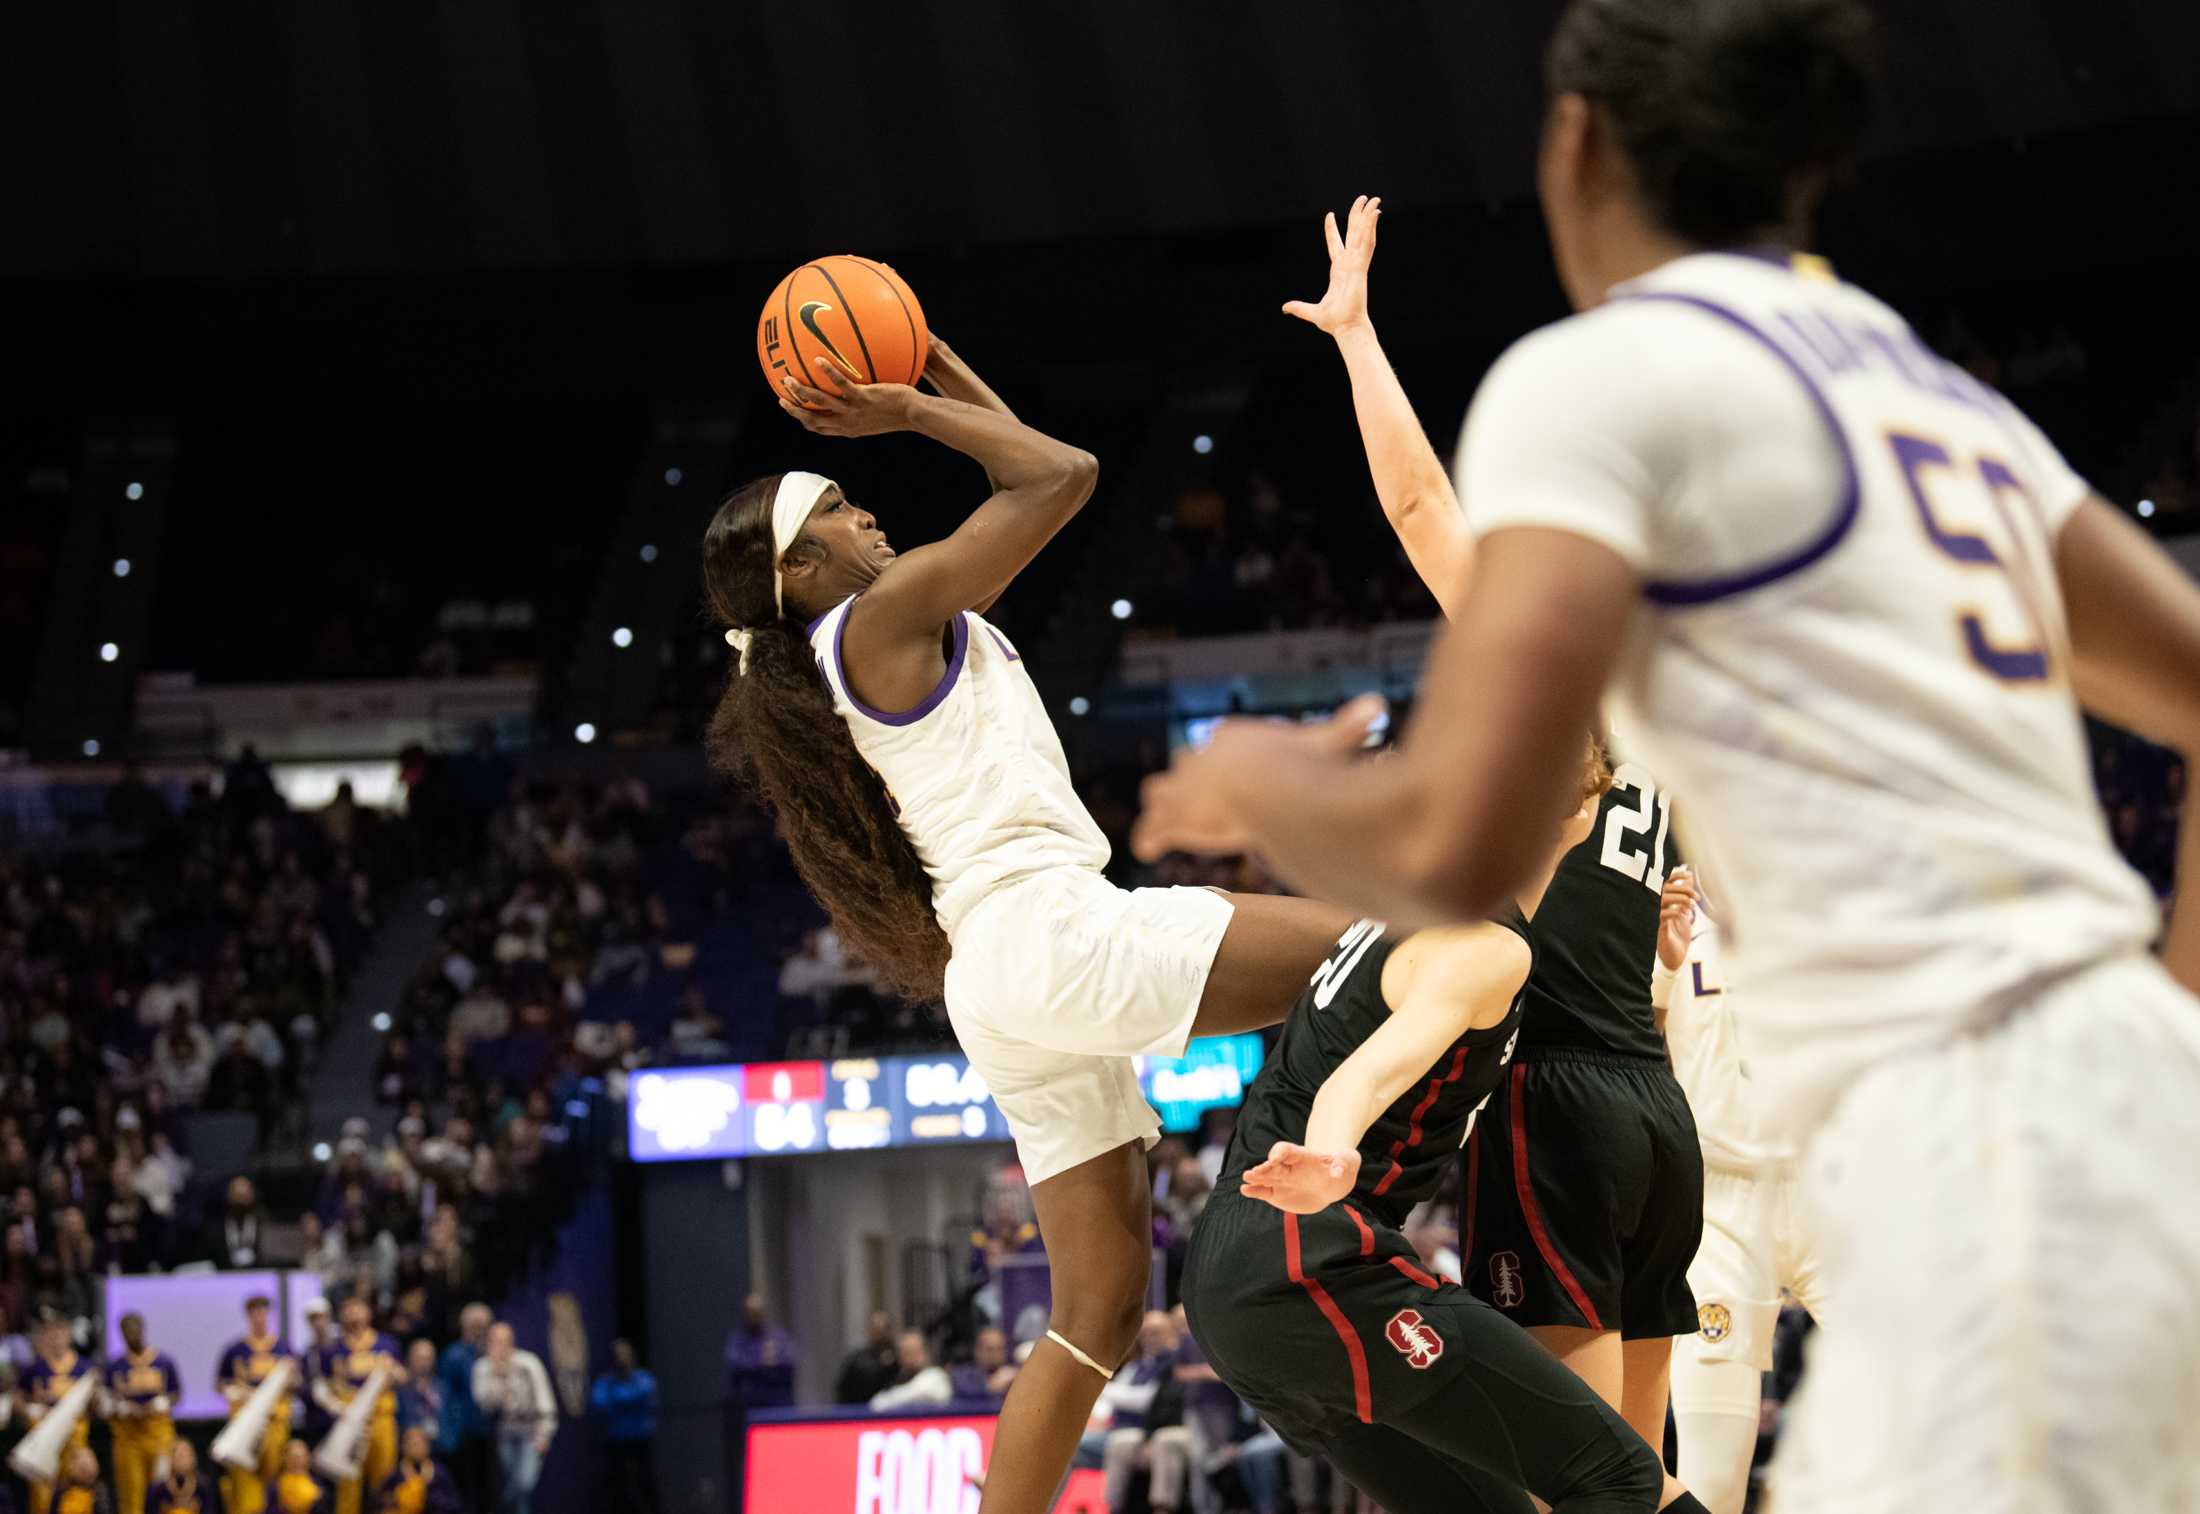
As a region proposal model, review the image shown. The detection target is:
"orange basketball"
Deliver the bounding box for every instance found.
[757,255,929,407]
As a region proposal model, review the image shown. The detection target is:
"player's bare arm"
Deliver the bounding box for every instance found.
[1652,868,1699,1035]
[2057,495,2200,992]
[919,334,1018,425]
[915,335,1020,613]
[1285,195,1475,615]
[782,351,1096,705]
[1241,922,1530,1214]
[1135,529,1635,926]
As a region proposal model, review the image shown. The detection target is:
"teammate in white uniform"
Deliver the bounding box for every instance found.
[1135,2,2200,1509]
[706,335,1354,1514]
[1658,875,1824,1514]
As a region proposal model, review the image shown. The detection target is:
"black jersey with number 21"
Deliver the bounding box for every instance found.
[1220,911,1534,1230]
[1518,762,1679,1061]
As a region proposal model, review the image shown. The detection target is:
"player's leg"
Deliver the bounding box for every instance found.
[1186,893,1359,1038]
[979,1139,1153,1514]
[1316,1420,1535,1514]
[1674,1166,1780,1514]
[1616,1337,1672,1459]
[1524,1325,1623,1409]
[1668,1360,1757,1514]
[1425,1319,1659,1512]
[1613,1065,1703,1451]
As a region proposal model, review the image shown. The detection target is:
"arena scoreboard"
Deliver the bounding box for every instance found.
[627,1033,1263,1163]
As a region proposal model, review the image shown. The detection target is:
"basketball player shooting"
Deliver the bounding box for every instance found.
[706,336,1355,1514]
[1136,0,2200,1508]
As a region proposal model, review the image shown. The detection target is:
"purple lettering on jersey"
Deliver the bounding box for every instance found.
[1776,309,1998,415]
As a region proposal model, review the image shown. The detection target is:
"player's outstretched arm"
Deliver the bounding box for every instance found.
[2058,496,2200,993]
[1241,923,1530,1214]
[782,353,1097,630]
[1135,530,1632,923]
[1284,196,1474,616]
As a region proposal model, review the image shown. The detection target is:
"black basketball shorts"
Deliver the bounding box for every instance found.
[1461,1050,1704,1339]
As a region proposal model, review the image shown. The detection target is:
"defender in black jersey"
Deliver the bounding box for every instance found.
[1181,761,1707,1514]
[1461,760,1704,1443]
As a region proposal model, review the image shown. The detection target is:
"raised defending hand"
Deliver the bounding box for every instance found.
[1657,867,1699,971]
[779,353,919,438]
[1241,1141,1361,1215]
[1281,195,1381,337]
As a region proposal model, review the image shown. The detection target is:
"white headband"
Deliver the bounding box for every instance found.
[725,471,834,674]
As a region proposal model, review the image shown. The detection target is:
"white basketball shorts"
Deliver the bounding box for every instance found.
[1771,954,2200,1514]
[1673,1161,1827,1417]
[943,868,1237,1184]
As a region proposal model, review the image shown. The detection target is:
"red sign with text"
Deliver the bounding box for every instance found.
[745,1413,1106,1514]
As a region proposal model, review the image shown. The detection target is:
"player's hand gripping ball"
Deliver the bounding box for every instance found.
[758,255,929,410]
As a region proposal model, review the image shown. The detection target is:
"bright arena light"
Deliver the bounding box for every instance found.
[1110,599,1133,620]
[612,626,634,647]
[2138,499,2157,519]
[664,467,684,486]
[371,1012,392,1032]
[99,643,119,662]
[575,722,597,744]
[1068,696,1091,717]
[639,543,659,563]
[125,481,144,500]
[312,1142,332,1163]
[82,739,101,758]
[1192,434,1214,455]
[113,558,131,577]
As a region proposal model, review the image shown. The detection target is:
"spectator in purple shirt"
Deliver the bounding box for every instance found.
[723,1295,797,1410]
[946,1327,1018,1405]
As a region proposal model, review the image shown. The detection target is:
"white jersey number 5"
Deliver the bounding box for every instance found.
[1596,763,1672,894]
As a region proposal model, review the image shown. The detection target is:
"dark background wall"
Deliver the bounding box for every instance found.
[4,0,2198,279]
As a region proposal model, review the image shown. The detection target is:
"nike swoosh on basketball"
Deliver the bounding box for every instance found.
[797,301,863,380]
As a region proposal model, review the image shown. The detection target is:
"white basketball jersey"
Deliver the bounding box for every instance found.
[809,596,1110,938]
[1660,911,1789,1171]
[1458,251,2160,1141]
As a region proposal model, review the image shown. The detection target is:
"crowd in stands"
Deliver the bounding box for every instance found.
[1134,475,1439,641]
[0,749,400,1331]
[0,742,685,1514]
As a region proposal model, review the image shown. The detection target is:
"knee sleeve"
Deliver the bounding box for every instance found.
[1671,1344,1764,1420]
[1672,1411,1757,1514]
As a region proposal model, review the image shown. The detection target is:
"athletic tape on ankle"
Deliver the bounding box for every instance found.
[1045,1329,1115,1380]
